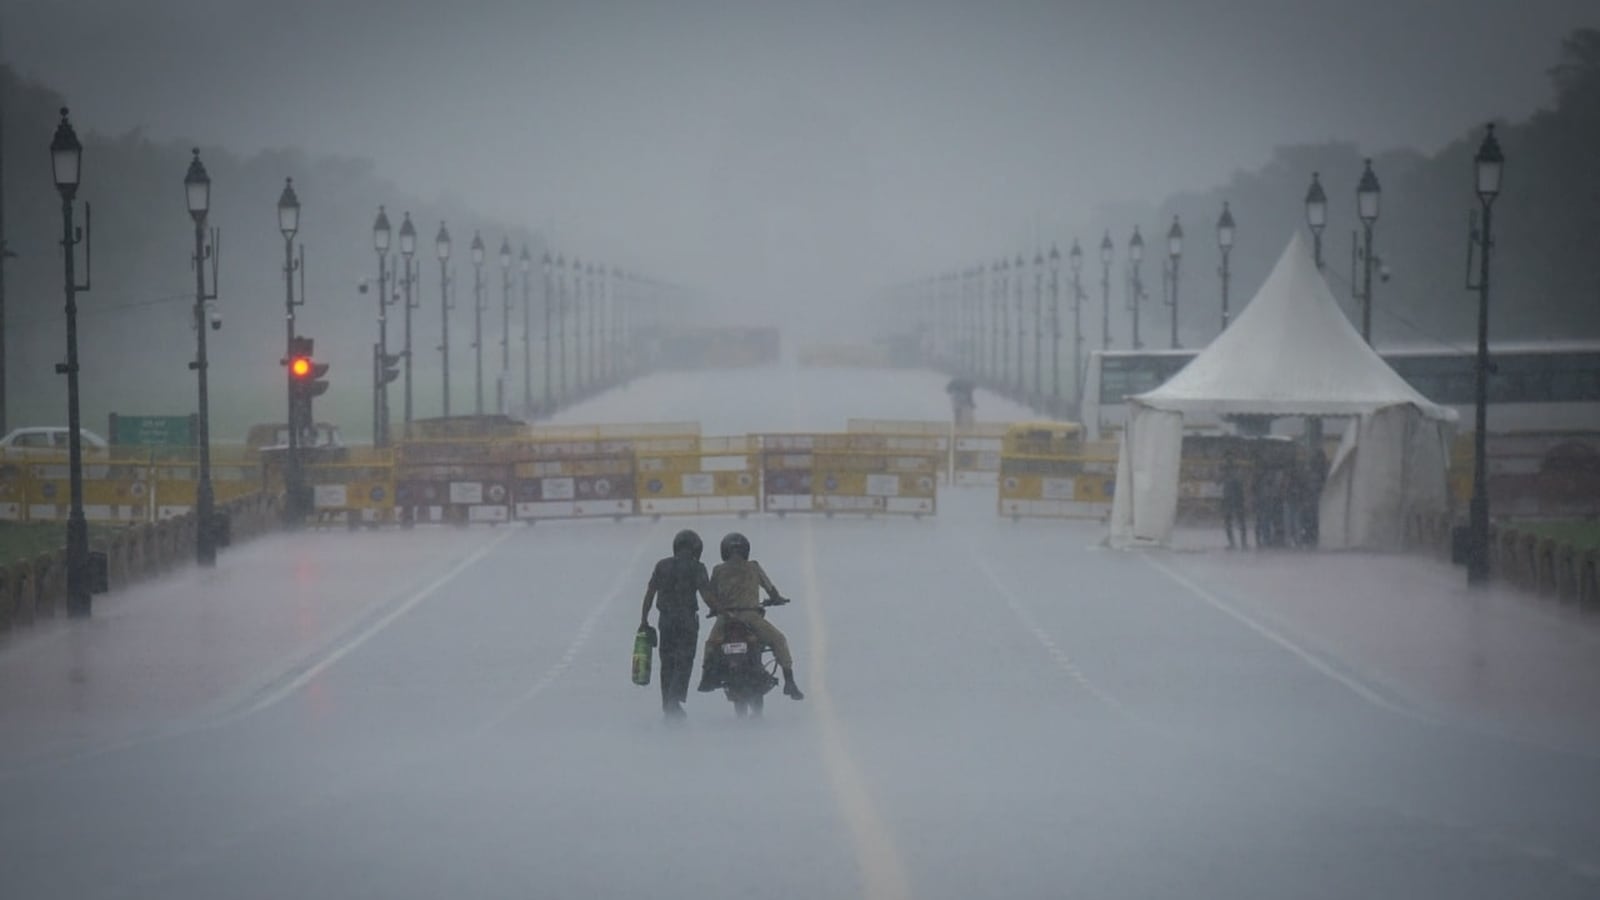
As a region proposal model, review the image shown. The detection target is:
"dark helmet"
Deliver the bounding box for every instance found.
[720,532,750,561]
[672,529,703,559]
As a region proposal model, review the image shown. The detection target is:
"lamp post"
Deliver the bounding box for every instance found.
[520,245,532,417]
[498,237,512,415]
[1127,227,1145,350]
[372,206,391,446]
[587,262,600,388]
[470,231,485,415]
[1356,158,1382,343]
[398,212,417,432]
[1068,241,1085,415]
[1099,232,1112,350]
[610,265,624,383]
[1165,216,1183,349]
[1047,244,1061,415]
[1217,202,1235,331]
[277,177,303,523]
[1013,253,1026,396]
[557,255,569,403]
[541,252,553,412]
[435,222,452,417]
[995,259,1008,388]
[51,109,92,614]
[1305,171,1327,269]
[572,257,585,397]
[1032,251,1045,407]
[1466,124,1504,586]
[184,149,219,567]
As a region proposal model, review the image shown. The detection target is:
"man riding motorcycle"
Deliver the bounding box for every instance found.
[698,532,805,700]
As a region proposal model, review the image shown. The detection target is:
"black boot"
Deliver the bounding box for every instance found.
[782,668,805,701]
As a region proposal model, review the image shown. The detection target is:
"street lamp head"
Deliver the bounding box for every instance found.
[1217,202,1236,250]
[499,237,512,271]
[1474,123,1504,203]
[1167,215,1183,259]
[276,177,300,239]
[520,244,532,274]
[398,211,416,257]
[470,231,485,266]
[1357,158,1381,225]
[435,221,452,261]
[1100,231,1113,266]
[1304,171,1327,233]
[183,148,210,222]
[373,205,392,253]
[1069,239,1083,274]
[1129,227,1144,263]
[50,107,83,198]
[1050,243,1062,274]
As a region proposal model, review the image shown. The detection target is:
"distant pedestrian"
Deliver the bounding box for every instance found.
[1219,451,1249,549]
[1251,450,1275,547]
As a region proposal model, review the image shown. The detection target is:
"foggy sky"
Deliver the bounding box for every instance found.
[5,0,1594,319]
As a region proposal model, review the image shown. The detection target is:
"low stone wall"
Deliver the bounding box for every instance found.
[1406,510,1599,608]
[0,493,282,633]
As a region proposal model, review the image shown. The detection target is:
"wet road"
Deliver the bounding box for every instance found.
[3,366,1599,899]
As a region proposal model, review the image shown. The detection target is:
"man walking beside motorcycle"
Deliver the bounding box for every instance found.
[640,529,718,720]
[698,532,805,700]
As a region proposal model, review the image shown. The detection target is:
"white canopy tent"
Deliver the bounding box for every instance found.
[1108,233,1457,550]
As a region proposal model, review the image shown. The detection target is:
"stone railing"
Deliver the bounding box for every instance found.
[0,492,281,632]
[1405,510,1599,609]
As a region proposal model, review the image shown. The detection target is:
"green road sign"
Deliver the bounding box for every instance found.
[108,413,196,447]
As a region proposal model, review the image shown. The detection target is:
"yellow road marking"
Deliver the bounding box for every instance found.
[802,522,912,900]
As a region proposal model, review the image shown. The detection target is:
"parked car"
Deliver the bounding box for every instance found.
[0,426,113,479]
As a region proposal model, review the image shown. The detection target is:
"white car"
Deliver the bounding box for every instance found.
[0,426,110,453]
[0,427,113,479]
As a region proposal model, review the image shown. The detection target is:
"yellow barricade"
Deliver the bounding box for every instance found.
[509,444,636,521]
[395,439,516,524]
[847,419,1009,486]
[636,436,759,517]
[305,448,396,525]
[1,447,262,524]
[996,422,1114,519]
[759,434,938,517]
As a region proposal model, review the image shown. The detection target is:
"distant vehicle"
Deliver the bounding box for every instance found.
[245,422,346,454]
[0,427,113,479]
[1081,341,1600,439]
[0,426,110,453]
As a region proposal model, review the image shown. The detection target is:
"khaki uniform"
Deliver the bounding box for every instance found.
[704,559,795,670]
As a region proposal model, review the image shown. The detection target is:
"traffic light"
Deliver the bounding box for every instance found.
[378,350,401,386]
[287,335,330,436]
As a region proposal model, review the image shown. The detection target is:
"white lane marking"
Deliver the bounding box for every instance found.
[803,522,913,900]
[469,527,658,735]
[968,551,1143,722]
[1142,554,1436,725]
[241,529,516,716]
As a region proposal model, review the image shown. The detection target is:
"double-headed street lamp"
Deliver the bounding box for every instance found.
[372,206,391,446]
[1032,251,1045,407]
[1013,253,1026,396]
[1099,232,1113,350]
[541,252,554,412]
[498,237,512,415]
[520,245,532,417]
[556,255,569,402]
[467,232,485,414]
[276,177,304,524]
[1166,216,1184,349]
[398,212,417,431]
[51,108,93,613]
[1305,171,1328,269]
[1217,202,1236,331]
[435,222,452,417]
[184,149,220,567]
[1466,124,1505,586]
[1355,158,1382,342]
[1127,227,1145,350]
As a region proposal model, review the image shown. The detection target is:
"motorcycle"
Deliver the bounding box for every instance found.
[707,597,787,718]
